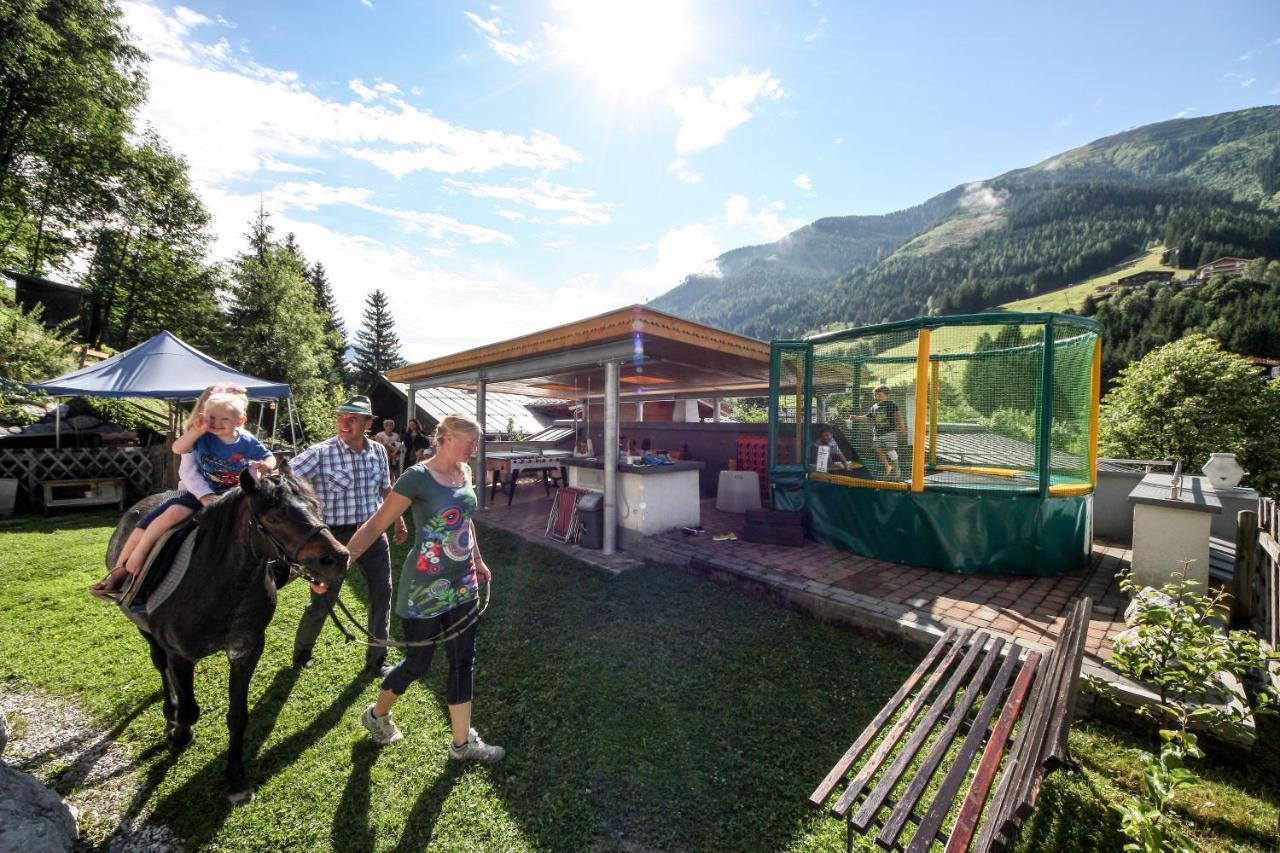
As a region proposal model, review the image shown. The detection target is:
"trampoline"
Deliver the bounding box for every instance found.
[768,313,1101,576]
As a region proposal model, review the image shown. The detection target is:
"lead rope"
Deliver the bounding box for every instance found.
[325,580,489,648]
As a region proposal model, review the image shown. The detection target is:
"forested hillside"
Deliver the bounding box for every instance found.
[650,107,1280,339]
[1088,260,1280,384]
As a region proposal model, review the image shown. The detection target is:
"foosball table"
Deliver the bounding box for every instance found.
[484,450,573,506]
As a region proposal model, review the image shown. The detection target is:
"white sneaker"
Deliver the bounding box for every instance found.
[360,704,403,745]
[448,728,504,763]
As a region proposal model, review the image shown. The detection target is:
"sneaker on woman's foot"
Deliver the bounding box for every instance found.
[448,728,504,763]
[360,704,403,745]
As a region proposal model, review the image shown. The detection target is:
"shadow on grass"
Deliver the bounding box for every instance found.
[435,531,920,853]
[333,741,381,853]
[147,671,368,847]
[391,764,463,853]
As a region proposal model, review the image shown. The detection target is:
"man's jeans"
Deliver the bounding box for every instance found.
[293,524,392,666]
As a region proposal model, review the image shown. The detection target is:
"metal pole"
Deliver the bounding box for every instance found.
[603,361,619,555]
[1038,319,1056,498]
[476,377,487,510]
[54,397,61,449]
[405,384,416,435]
[270,398,279,449]
[713,396,722,423]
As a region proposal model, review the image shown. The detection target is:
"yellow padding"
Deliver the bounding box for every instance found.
[933,465,1028,478]
[810,472,910,491]
[1049,482,1094,497]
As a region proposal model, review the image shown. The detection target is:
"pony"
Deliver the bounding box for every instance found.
[106,461,348,803]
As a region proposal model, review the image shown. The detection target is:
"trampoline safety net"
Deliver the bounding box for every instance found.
[770,313,1101,496]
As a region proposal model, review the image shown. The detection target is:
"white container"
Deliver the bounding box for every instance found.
[1202,452,1246,492]
[0,478,16,517]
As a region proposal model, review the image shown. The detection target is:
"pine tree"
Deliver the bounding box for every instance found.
[307,261,348,385]
[352,289,406,392]
[226,209,328,402]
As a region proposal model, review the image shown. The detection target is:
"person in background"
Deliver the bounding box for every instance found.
[405,418,432,465]
[374,419,403,477]
[849,385,908,478]
[291,395,408,676]
[813,427,849,470]
[343,413,504,762]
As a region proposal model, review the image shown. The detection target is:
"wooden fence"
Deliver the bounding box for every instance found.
[0,446,168,510]
[1232,497,1278,649]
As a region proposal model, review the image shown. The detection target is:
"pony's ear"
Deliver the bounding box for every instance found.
[240,468,258,492]
[278,456,290,474]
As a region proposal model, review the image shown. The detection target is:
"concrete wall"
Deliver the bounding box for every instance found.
[1095,470,1260,547]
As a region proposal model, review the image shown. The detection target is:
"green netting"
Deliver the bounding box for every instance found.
[771,313,1100,495]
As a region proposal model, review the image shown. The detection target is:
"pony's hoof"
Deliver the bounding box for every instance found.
[167,725,196,751]
[227,786,254,806]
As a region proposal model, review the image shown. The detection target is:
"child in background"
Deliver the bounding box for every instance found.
[850,384,908,478]
[91,384,275,596]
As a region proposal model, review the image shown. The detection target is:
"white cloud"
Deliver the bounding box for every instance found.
[617,224,721,298]
[958,181,1008,211]
[444,178,613,224]
[349,78,379,100]
[725,194,799,241]
[1241,76,1257,87]
[667,69,785,154]
[120,1,579,185]
[260,158,321,174]
[668,159,703,184]
[794,173,813,192]
[464,9,535,64]
[1174,107,1196,119]
[1053,112,1076,129]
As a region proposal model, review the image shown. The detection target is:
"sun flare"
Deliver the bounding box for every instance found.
[550,0,693,97]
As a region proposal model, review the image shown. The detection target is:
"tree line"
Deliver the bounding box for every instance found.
[1,0,406,438]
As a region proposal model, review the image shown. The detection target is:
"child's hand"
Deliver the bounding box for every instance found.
[191,413,208,432]
[251,459,273,476]
[199,494,215,507]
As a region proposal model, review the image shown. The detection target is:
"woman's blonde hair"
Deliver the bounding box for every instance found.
[434,413,480,444]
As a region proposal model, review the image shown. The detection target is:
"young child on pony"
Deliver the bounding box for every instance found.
[91,384,276,597]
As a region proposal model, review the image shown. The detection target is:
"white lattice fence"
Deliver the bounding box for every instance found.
[0,446,168,508]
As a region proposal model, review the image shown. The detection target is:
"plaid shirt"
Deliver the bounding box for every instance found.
[290,436,390,526]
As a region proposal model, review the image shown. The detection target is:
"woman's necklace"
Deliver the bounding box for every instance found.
[429,461,463,487]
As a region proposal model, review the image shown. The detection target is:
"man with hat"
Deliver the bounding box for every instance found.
[290,395,408,675]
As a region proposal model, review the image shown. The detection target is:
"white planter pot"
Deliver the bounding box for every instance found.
[0,478,16,517]
[1202,452,1246,492]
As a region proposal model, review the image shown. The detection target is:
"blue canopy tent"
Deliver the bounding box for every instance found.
[24,330,300,449]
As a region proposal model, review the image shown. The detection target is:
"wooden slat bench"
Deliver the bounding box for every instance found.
[809,597,1092,852]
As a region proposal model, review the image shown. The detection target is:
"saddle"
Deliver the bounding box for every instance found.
[120,520,199,614]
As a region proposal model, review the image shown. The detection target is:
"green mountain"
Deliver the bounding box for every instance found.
[649,106,1280,339]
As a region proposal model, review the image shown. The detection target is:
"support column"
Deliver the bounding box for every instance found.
[713,397,722,423]
[1038,321,1056,498]
[911,329,931,492]
[603,361,619,555]
[476,377,487,510]
[405,384,416,437]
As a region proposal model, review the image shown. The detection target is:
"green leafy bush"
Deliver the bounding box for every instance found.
[1100,334,1280,493]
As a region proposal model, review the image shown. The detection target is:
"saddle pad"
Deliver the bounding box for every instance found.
[143,526,199,615]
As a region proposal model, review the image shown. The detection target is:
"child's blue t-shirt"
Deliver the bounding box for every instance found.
[193,429,272,493]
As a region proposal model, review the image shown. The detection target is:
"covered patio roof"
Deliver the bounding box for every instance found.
[386,305,771,401]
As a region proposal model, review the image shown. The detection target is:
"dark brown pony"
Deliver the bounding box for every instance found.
[107,461,347,803]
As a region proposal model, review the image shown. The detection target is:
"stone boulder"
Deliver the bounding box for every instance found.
[0,764,77,853]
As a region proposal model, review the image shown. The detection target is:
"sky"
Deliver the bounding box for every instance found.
[118,0,1280,362]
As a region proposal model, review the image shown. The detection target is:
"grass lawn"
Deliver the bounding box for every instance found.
[1,511,1277,851]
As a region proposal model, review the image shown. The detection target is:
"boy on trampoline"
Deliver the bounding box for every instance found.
[850,385,908,478]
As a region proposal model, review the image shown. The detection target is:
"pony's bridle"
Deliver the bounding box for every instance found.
[249,516,331,579]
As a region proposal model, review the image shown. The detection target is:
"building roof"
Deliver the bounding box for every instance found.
[388,380,563,436]
[387,304,771,402]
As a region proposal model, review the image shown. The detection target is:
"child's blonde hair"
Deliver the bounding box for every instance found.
[187,383,249,430]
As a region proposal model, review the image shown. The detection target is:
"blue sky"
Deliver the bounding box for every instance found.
[120,0,1280,360]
